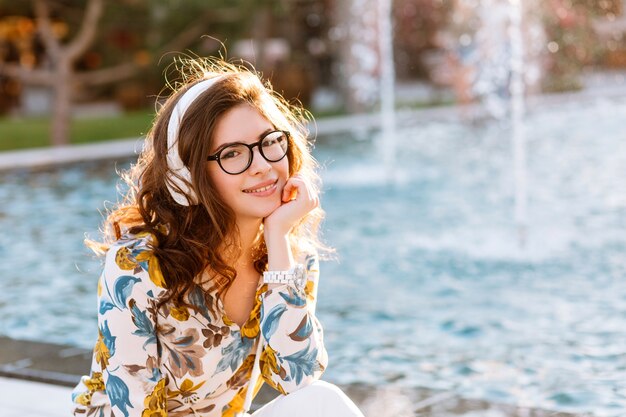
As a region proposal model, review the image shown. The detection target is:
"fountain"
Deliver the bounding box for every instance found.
[508,0,528,248]
[444,0,535,248]
[339,0,535,246]
[377,0,397,183]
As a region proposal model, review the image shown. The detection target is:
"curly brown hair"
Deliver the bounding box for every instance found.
[90,57,327,312]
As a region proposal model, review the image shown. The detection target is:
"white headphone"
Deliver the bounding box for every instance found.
[165,76,225,206]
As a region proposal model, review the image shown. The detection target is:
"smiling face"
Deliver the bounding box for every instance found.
[207,103,289,223]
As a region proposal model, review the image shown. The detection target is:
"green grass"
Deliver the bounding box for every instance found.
[0,110,155,151]
[0,101,449,152]
[310,107,348,119]
[397,98,456,110]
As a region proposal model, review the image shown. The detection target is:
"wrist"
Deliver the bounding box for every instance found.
[264,232,294,271]
[263,221,291,240]
[263,228,288,250]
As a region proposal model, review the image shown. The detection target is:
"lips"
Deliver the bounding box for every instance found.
[242,179,278,194]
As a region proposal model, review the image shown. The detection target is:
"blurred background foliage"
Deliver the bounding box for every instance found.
[0,0,624,146]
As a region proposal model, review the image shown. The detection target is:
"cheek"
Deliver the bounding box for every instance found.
[207,168,237,202]
[279,157,291,178]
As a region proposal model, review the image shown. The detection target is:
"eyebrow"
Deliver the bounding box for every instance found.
[212,128,274,153]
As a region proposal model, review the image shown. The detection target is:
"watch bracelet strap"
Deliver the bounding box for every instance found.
[263,264,305,286]
[263,270,295,284]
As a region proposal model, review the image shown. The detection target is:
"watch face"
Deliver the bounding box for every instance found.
[294,264,306,290]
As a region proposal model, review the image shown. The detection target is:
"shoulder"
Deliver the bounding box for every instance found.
[114,231,156,252]
[102,232,167,295]
[105,233,153,271]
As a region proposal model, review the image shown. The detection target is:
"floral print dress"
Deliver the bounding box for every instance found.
[71,233,328,417]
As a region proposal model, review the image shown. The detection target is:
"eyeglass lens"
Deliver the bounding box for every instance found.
[219,131,288,174]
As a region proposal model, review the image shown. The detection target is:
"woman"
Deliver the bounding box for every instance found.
[71,58,364,417]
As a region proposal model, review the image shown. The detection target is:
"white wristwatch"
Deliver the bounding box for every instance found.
[263,264,307,291]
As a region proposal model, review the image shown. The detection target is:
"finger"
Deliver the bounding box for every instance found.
[284,175,306,197]
[289,186,298,201]
[282,180,298,202]
[294,177,317,205]
[284,176,317,206]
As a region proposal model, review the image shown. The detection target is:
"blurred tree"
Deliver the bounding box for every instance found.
[541,0,606,91]
[0,0,255,146]
[0,0,104,145]
[393,0,451,80]
[270,0,332,106]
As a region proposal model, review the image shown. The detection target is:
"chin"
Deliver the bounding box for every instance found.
[262,200,282,218]
[245,201,281,221]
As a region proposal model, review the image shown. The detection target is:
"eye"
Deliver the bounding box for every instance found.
[262,132,284,147]
[220,147,241,159]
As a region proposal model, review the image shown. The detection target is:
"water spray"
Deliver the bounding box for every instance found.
[509,0,528,249]
[378,0,397,184]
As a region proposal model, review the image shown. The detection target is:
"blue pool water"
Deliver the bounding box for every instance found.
[1,98,626,415]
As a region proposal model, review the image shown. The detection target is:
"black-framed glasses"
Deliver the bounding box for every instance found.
[207,130,290,175]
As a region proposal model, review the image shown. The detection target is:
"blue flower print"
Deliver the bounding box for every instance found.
[283,342,321,385]
[105,373,133,417]
[100,320,116,357]
[214,331,253,374]
[129,299,156,348]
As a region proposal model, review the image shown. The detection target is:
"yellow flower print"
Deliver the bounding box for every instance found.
[170,306,190,321]
[97,278,102,297]
[74,372,105,406]
[222,373,265,417]
[94,329,111,370]
[115,246,137,270]
[136,251,167,288]
[74,391,92,406]
[221,387,245,417]
[167,378,205,404]
[305,280,316,301]
[261,345,279,375]
[142,378,167,417]
[240,294,262,339]
[259,345,287,394]
[222,314,235,327]
[136,230,163,244]
[84,371,105,391]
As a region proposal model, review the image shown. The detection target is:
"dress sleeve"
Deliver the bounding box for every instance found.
[258,249,329,394]
[96,240,168,417]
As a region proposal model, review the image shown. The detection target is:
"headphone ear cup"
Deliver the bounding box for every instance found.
[165,76,225,206]
[165,159,198,206]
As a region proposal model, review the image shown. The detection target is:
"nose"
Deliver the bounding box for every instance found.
[248,145,271,175]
